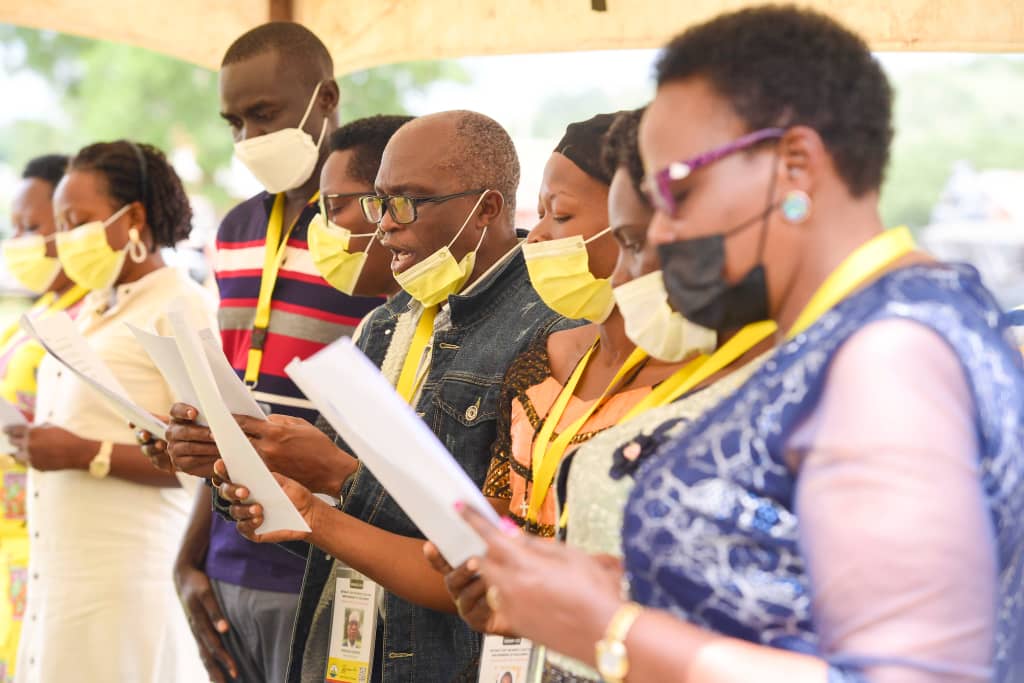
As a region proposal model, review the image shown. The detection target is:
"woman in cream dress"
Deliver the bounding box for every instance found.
[6,141,212,683]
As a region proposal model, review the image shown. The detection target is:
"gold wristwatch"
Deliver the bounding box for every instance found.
[595,601,644,683]
[88,441,113,479]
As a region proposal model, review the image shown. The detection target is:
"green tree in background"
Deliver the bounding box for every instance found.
[878,57,1024,229]
[0,25,467,210]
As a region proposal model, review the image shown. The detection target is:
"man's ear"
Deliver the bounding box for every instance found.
[475,190,505,229]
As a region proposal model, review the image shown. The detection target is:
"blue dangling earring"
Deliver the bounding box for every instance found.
[781,190,811,224]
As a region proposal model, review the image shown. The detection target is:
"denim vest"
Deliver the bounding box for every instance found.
[288,246,571,683]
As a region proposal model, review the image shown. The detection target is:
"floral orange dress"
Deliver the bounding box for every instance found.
[483,338,652,537]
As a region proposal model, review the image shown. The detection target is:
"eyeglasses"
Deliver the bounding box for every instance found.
[360,189,486,225]
[320,192,369,219]
[643,128,784,216]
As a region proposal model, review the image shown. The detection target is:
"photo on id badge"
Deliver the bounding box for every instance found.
[478,634,533,683]
[326,567,379,683]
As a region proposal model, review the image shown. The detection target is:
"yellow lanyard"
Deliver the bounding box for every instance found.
[527,342,648,522]
[244,191,319,386]
[787,226,916,339]
[619,319,778,423]
[396,305,439,404]
[0,285,88,354]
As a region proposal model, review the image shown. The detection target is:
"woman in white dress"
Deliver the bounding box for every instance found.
[5,141,213,683]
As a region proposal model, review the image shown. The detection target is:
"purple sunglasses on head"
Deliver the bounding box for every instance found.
[645,127,785,216]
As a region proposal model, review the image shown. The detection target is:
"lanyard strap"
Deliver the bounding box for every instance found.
[620,319,778,423]
[787,226,916,339]
[527,342,648,522]
[244,191,319,386]
[396,306,439,404]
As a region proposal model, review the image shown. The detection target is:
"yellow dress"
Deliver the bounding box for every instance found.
[0,286,85,682]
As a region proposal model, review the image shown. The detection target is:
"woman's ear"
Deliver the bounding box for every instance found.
[126,200,154,250]
[776,125,828,196]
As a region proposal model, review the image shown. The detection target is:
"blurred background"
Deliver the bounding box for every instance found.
[1,24,1022,321]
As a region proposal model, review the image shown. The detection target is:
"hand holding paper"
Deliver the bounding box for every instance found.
[166,308,309,534]
[286,337,501,567]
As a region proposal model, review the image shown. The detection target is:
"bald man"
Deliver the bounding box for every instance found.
[222,111,571,682]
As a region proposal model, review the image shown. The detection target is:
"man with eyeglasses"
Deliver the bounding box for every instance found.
[218,110,569,683]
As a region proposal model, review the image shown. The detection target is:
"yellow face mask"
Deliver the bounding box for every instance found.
[55,204,142,291]
[522,227,615,322]
[613,270,717,361]
[2,233,61,293]
[393,192,489,307]
[307,212,376,295]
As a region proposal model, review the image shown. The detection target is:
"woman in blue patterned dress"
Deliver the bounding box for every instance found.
[455,6,1024,682]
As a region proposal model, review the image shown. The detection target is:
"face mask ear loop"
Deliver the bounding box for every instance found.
[447,191,491,250]
[297,81,324,131]
[754,148,781,264]
[584,226,614,245]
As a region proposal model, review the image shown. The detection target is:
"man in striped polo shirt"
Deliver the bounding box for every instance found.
[165,23,385,683]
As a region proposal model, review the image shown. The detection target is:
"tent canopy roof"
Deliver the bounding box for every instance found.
[7,1,1024,75]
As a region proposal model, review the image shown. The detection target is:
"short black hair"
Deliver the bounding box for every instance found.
[655,5,892,196]
[221,22,333,85]
[22,154,69,191]
[329,115,415,186]
[601,108,647,203]
[450,111,520,215]
[69,141,192,248]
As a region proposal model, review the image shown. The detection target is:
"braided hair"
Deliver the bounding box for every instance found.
[69,140,192,248]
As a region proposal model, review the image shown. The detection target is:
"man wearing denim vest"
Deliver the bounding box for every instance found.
[219,110,568,682]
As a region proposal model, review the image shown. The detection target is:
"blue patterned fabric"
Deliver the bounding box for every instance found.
[622,265,1024,681]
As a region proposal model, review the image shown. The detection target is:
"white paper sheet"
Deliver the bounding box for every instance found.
[167,309,309,534]
[127,323,267,427]
[0,397,27,454]
[19,312,168,436]
[286,337,500,567]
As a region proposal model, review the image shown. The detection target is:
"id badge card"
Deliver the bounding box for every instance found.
[477,634,537,683]
[325,565,381,683]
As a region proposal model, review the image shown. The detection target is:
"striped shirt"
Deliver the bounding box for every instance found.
[208,192,385,593]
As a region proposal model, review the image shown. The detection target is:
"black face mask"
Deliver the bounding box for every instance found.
[657,163,779,334]
[658,232,770,333]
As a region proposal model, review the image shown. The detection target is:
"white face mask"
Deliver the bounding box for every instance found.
[613,270,717,362]
[233,82,329,194]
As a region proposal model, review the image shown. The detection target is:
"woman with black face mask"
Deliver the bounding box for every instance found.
[446,7,1024,683]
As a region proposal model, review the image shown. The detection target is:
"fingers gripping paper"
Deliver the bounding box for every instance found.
[286,337,500,567]
[166,309,309,535]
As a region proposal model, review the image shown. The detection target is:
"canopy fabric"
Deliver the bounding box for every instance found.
[7,0,1024,75]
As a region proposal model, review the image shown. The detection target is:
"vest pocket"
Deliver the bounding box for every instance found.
[434,375,501,428]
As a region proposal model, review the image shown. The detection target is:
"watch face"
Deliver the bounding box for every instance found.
[596,640,629,678]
